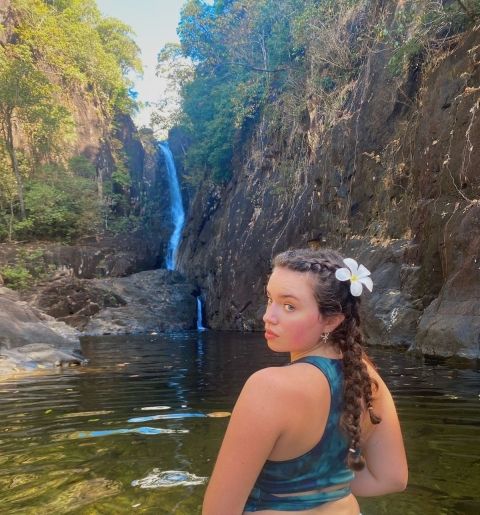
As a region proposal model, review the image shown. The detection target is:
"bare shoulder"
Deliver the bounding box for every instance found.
[242,366,296,400]
[229,367,293,433]
[247,363,329,392]
[242,364,326,407]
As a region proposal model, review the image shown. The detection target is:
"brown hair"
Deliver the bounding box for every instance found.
[273,248,381,470]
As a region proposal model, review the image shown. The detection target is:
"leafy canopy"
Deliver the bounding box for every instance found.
[157,0,304,183]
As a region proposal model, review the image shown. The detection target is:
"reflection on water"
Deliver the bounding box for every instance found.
[0,331,478,514]
[132,470,208,489]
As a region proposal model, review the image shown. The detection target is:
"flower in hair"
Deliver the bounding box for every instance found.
[335,258,373,297]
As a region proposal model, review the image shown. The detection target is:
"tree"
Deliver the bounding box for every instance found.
[0,0,143,240]
[157,0,304,183]
[0,43,71,219]
[15,0,142,116]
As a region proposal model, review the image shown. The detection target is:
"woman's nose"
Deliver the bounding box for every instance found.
[263,304,278,324]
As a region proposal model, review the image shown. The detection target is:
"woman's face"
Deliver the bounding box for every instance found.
[263,266,330,354]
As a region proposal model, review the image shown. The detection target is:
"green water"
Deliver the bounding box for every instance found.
[0,331,478,514]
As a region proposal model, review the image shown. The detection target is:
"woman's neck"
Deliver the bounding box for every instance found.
[290,343,342,362]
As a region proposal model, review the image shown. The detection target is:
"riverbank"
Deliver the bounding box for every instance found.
[0,267,197,377]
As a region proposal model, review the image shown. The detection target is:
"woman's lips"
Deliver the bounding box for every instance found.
[265,329,278,339]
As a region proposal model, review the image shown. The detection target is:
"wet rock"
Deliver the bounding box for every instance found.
[0,287,79,348]
[26,269,197,336]
[0,287,82,377]
[0,343,86,371]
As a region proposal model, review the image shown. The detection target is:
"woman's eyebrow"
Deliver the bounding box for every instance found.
[266,290,300,301]
[280,294,300,301]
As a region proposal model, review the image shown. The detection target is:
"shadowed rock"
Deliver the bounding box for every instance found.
[28,269,197,336]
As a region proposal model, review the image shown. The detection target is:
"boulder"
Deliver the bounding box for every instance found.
[28,269,198,335]
[0,287,83,377]
[413,205,480,358]
[352,241,422,349]
[83,269,197,335]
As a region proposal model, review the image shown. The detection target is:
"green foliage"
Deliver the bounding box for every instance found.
[111,168,132,190]
[159,0,480,190]
[68,155,96,178]
[0,0,143,242]
[14,0,142,115]
[0,265,32,290]
[105,136,134,219]
[319,76,336,93]
[0,42,73,155]
[385,1,479,76]
[107,213,141,234]
[5,162,100,241]
[0,248,55,289]
[157,0,305,184]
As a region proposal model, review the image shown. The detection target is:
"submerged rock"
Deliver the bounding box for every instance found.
[38,478,121,513]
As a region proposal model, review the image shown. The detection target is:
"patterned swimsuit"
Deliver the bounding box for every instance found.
[244,356,354,512]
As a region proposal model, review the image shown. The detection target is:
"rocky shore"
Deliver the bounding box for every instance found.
[0,269,198,378]
[0,287,83,377]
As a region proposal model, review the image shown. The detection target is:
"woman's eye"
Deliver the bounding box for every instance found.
[266,297,272,305]
[284,304,295,312]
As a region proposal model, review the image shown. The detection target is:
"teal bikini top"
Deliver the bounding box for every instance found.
[244,356,354,512]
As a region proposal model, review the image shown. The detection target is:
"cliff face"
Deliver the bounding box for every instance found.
[177,26,480,358]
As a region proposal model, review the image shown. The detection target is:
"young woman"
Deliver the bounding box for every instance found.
[203,249,408,515]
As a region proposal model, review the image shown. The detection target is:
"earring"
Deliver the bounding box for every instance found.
[321,332,329,344]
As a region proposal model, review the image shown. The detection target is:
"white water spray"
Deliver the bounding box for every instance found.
[196,296,206,332]
[159,142,185,270]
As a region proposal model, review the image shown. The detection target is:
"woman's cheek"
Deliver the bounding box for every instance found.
[292,316,322,343]
[290,323,308,346]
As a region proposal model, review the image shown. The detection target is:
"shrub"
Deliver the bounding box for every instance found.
[0,265,33,290]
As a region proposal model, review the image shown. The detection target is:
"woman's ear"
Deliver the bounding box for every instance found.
[325,313,345,333]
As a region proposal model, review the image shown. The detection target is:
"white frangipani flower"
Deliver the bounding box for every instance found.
[335,258,373,297]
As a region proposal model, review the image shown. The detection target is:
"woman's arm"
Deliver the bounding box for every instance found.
[202,367,287,515]
[350,372,408,496]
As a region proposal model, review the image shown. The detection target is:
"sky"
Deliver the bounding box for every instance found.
[96,0,186,128]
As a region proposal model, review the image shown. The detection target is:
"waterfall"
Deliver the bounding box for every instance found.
[159,142,185,271]
[196,296,206,332]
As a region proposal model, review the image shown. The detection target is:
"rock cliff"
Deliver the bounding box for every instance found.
[177,25,480,359]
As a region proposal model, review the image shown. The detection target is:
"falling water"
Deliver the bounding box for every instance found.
[196,297,206,332]
[159,142,185,270]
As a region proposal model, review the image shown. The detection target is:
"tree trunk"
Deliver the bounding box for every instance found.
[8,200,14,241]
[5,113,26,220]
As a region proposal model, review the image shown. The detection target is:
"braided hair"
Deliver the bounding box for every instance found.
[273,248,381,470]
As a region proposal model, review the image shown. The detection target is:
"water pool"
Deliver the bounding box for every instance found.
[0,331,478,514]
